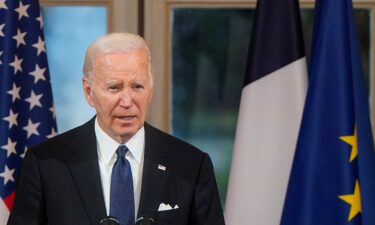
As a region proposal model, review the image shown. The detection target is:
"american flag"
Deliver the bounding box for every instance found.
[0,0,57,223]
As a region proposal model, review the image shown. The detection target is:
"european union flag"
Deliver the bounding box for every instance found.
[280,0,375,224]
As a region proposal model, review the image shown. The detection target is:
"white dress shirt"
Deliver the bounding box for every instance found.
[95,119,144,218]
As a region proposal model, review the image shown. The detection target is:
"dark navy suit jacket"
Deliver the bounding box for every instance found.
[7,118,225,225]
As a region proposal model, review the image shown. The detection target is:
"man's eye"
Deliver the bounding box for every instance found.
[133,84,144,89]
[108,86,119,91]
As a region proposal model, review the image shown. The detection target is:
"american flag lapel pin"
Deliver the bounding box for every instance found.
[158,164,166,171]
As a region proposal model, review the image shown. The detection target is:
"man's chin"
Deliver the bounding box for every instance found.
[113,127,139,142]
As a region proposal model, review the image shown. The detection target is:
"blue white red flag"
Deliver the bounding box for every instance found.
[0,0,57,223]
[225,0,307,224]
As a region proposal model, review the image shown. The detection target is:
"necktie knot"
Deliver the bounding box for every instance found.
[117,145,128,158]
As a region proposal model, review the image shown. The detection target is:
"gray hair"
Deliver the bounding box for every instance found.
[83,32,153,85]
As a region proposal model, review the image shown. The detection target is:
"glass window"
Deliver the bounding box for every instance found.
[42,6,107,133]
[171,8,252,203]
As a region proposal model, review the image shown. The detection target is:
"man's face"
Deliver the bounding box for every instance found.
[83,48,153,143]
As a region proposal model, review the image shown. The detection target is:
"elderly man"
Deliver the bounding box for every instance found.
[8,33,225,225]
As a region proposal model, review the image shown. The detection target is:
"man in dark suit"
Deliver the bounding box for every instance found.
[7,33,225,225]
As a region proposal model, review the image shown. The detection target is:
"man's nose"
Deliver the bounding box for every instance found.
[119,90,133,108]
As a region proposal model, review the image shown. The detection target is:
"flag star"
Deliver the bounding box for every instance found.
[12,28,26,47]
[25,90,43,110]
[340,128,358,162]
[0,166,15,185]
[0,23,4,37]
[3,109,18,129]
[1,138,17,157]
[23,119,40,138]
[0,51,3,64]
[50,106,56,118]
[32,36,46,55]
[36,15,43,29]
[14,1,30,20]
[29,64,46,83]
[20,147,27,158]
[9,55,23,74]
[339,180,362,221]
[7,83,21,102]
[0,0,7,10]
[47,127,57,138]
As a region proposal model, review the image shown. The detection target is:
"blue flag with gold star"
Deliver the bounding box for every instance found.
[280,0,375,224]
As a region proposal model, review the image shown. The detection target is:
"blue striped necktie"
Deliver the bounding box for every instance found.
[110,145,135,225]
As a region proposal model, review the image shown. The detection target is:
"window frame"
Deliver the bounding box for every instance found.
[40,0,139,33]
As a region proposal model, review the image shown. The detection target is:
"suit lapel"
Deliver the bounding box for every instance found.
[65,121,171,222]
[66,118,107,225]
[137,123,170,219]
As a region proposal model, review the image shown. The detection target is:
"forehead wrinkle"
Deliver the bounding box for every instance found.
[93,52,151,84]
[100,52,143,67]
[105,80,121,85]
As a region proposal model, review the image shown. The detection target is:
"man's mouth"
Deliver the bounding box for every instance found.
[116,115,136,121]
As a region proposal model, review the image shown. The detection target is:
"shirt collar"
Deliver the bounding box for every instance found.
[95,118,144,166]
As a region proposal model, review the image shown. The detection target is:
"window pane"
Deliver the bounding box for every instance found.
[171,8,252,204]
[42,6,107,133]
[354,9,370,91]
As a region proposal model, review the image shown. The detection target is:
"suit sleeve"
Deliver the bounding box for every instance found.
[190,153,226,225]
[7,148,47,225]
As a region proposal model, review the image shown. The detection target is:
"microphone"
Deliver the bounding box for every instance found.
[99,216,119,225]
[135,216,156,225]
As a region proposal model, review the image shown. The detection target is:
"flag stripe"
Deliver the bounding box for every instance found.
[0,198,9,225]
[225,58,306,225]
[244,0,305,85]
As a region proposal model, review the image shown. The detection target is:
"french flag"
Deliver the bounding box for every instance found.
[225,0,307,224]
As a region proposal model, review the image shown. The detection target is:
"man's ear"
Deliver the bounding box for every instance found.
[148,87,153,104]
[82,77,95,107]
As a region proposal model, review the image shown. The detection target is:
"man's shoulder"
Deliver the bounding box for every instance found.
[29,118,95,157]
[144,123,206,159]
